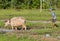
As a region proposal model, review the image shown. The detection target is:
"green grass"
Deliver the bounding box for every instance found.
[0,9,60,20]
[0,34,35,41]
[0,21,60,41]
[0,21,4,28]
[0,28,60,41]
[0,9,60,41]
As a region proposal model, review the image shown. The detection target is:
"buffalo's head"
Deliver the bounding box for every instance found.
[4,19,10,27]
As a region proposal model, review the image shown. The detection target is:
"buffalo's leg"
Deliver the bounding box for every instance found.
[22,25,26,30]
[12,26,14,30]
[15,27,17,30]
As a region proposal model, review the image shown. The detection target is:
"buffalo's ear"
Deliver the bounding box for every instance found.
[4,19,9,22]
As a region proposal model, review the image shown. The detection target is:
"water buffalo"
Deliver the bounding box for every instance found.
[5,17,26,30]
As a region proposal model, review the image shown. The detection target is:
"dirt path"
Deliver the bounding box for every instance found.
[27,20,60,23]
[0,20,60,23]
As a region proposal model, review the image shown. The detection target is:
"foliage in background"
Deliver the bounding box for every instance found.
[0,0,60,9]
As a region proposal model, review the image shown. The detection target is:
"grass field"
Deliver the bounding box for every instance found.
[0,9,60,20]
[0,21,60,41]
[0,9,60,41]
[0,28,60,41]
